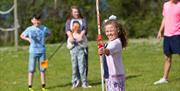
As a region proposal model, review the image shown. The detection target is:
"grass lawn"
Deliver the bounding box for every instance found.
[0,39,179,91]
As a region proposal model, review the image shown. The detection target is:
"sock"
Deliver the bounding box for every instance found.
[42,84,46,88]
[28,85,32,88]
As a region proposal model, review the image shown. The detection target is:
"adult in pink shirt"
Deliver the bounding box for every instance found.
[154,0,180,85]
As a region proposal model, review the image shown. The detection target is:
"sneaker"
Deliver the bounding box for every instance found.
[71,80,80,89]
[71,84,77,89]
[154,78,168,85]
[28,88,34,91]
[42,88,48,91]
[82,82,92,88]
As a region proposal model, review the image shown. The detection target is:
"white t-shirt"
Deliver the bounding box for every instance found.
[106,38,124,75]
[70,19,83,31]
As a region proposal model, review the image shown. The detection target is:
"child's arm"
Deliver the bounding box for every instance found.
[98,42,110,56]
[45,27,51,42]
[20,34,31,43]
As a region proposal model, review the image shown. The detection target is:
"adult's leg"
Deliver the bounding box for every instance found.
[163,54,172,80]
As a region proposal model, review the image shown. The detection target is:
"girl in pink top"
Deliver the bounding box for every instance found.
[98,19,127,91]
[154,0,180,85]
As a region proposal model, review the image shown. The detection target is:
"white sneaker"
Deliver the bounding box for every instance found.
[82,82,92,88]
[154,78,168,85]
[71,80,80,89]
[74,80,80,87]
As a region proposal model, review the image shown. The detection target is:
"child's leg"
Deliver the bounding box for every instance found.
[77,49,92,88]
[28,72,34,87]
[40,72,46,86]
[163,54,172,79]
[28,53,36,87]
[70,51,79,84]
[77,50,86,83]
[106,75,125,91]
[84,47,88,77]
[39,53,46,88]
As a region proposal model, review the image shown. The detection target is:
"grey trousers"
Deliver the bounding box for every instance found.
[70,46,87,84]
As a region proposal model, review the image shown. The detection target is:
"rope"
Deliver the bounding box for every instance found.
[0,24,20,32]
[0,27,15,31]
[0,4,20,32]
[0,5,14,15]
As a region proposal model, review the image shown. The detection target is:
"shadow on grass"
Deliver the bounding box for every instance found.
[47,81,101,89]
[47,75,141,89]
[126,74,141,80]
[47,82,71,89]
[171,77,180,82]
[89,74,141,86]
[89,81,101,86]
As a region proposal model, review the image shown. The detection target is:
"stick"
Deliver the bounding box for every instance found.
[41,40,65,69]
[96,0,105,91]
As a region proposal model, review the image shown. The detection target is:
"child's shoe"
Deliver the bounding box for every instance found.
[71,80,80,89]
[82,82,92,88]
[28,88,34,91]
[42,88,48,91]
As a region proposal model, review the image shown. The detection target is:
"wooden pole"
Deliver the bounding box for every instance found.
[14,0,18,49]
[54,0,57,9]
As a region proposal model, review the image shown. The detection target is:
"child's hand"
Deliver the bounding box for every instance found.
[27,38,31,43]
[98,47,110,56]
[98,47,104,55]
[20,34,31,43]
[69,37,75,43]
[76,36,83,42]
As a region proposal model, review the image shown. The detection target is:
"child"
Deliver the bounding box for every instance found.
[98,19,127,91]
[67,21,91,89]
[20,14,51,91]
[67,21,88,49]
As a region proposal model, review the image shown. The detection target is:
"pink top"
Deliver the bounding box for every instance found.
[106,38,124,75]
[163,1,180,36]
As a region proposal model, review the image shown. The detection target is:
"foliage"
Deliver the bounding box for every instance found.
[0,0,165,46]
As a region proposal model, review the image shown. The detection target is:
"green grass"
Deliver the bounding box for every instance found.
[0,39,179,91]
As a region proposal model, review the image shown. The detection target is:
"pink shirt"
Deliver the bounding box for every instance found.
[106,38,124,75]
[163,1,180,36]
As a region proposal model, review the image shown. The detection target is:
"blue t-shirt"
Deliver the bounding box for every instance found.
[22,25,51,53]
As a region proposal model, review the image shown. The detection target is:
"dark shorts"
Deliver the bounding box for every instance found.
[163,35,180,55]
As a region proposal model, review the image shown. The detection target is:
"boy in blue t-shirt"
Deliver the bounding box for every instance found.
[20,14,51,91]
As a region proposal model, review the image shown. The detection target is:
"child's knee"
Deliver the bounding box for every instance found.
[40,67,46,72]
[28,67,35,73]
